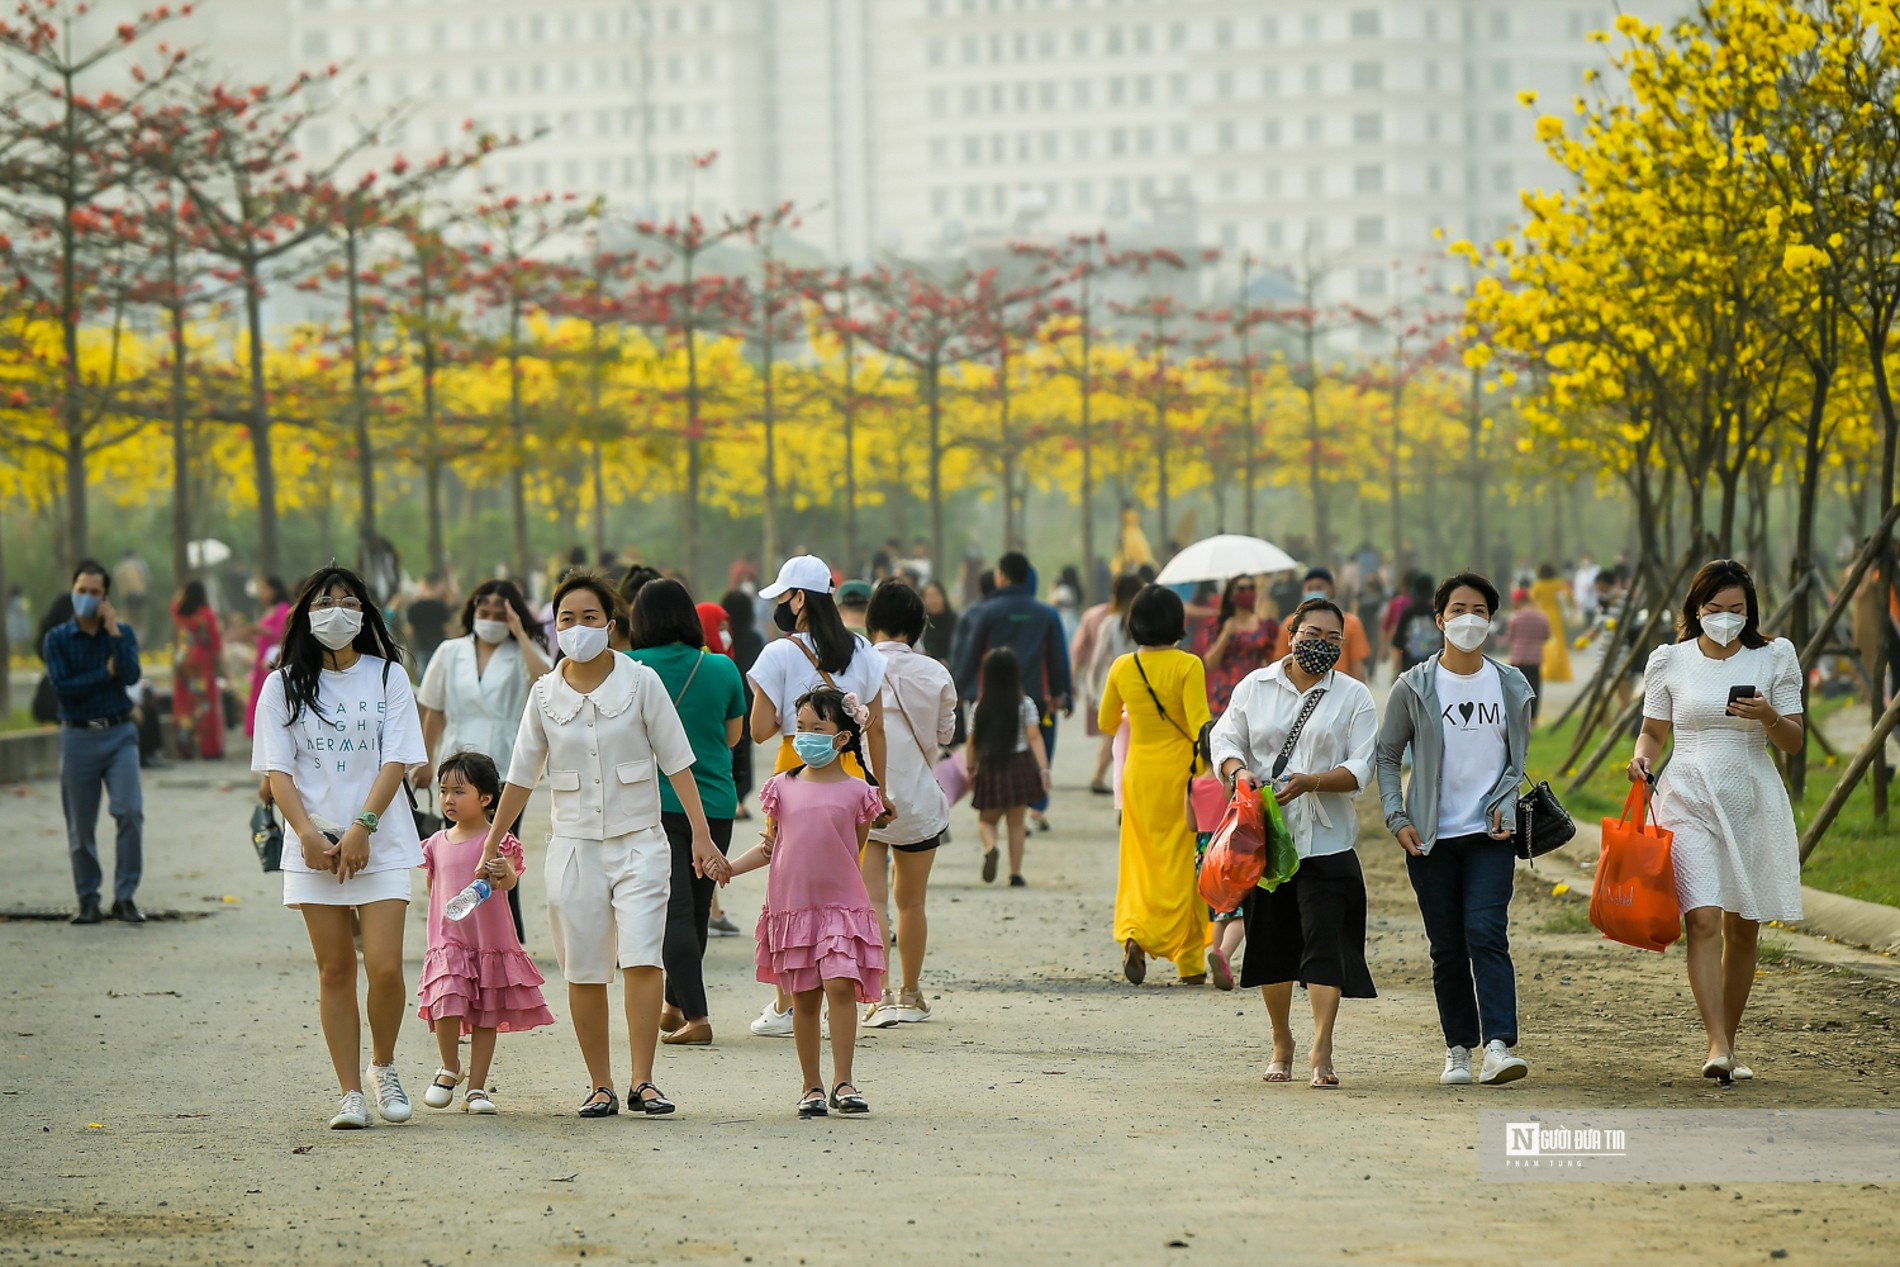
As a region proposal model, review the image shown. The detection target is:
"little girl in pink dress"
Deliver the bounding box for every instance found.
[726,687,886,1119]
[416,752,553,1114]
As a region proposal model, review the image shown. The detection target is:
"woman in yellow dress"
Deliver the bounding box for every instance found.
[1098,585,1211,985]
[1529,564,1573,684]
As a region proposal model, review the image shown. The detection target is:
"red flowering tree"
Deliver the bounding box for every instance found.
[0,1,193,563]
[1195,251,1281,539]
[958,266,1054,552]
[1107,248,1199,553]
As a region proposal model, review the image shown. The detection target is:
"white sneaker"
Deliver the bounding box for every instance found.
[423,1067,463,1110]
[749,1000,795,1038]
[890,992,932,1024]
[862,993,901,1029]
[1479,1040,1528,1085]
[366,1062,413,1122]
[464,1087,498,1115]
[1440,1045,1474,1086]
[329,1090,372,1129]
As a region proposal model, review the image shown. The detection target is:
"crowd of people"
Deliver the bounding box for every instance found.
[30,531,1826,1121]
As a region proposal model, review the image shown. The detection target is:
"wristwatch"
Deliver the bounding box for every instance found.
[354,811,380,835]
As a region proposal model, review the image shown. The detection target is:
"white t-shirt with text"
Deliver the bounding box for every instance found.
[251,655,427,874]
[1434,660,1508,839]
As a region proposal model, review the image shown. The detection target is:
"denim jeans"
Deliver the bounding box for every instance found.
[59,722,144,904]
[1029,706,1057,813]
[1405,832,1518,1048]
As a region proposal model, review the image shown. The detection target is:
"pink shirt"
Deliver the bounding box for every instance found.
[1507,607,1552,666]
[759,772,884,918]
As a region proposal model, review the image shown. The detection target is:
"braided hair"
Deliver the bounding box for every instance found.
[790,686,878,786]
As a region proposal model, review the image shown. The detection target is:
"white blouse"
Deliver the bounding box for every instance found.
[1208,660,1379,858]
[505,655,697,841]
[869,641,959,846]
[416,636,538,774]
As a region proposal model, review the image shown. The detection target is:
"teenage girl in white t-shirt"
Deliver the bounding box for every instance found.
[744,556,891,1036]
[252,566,427,1131]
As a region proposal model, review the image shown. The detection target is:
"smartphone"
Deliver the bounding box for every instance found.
[1726,685,1759,708]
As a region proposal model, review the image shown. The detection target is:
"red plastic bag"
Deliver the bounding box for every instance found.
[1197,783,1267,915]
[1589,784,1681,953]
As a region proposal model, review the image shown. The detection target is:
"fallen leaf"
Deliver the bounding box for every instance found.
[291,1145,313,1155]
[86,1123,103,1130]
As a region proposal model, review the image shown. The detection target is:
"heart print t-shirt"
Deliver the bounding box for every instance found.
[1435,660,1507,839]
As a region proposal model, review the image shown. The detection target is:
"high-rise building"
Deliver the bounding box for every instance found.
[93,1,1624,301]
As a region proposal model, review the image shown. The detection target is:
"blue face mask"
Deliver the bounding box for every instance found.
[1302,590,1328,605]
[792,731,843,768]
[72,592,101,620]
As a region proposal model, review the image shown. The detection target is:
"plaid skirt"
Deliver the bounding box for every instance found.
[972,747,1041,812]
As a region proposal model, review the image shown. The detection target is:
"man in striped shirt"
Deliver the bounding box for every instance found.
[42,560,146,925]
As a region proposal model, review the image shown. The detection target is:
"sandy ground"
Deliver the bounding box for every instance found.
[4,728,1899,1266]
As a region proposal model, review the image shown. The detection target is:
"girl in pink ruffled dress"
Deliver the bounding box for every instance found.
[416,751,553,1114]
[726,686,887,1119]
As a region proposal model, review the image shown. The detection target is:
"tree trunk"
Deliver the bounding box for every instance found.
[508,302,529,585]
[843,329,859,573]
[1867,328,1898,818]
[1468,367,1485,569]
[347,229,377,555]
[1078,319,1096,601]
[761,345,779,568]
[684,326,702,590]
[1788,367,1832,800]
[1388,374,1404,565]
[244,273,281,577]
[421,330,448,581]
[1155,396,1172,554]
[927,360,945,577]
[169,303,191,588]
[0,505,11,715]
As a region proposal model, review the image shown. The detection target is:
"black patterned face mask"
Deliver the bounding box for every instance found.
[1292,638,1342,677]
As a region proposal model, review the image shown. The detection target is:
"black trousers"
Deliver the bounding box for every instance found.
[660,811,735,1018]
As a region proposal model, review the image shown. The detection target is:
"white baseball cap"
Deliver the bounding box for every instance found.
[758,555,835,600]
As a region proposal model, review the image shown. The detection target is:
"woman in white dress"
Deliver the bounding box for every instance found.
[1628,559,1805,1083]
[415,579,552,940]
[252,566,427,1129]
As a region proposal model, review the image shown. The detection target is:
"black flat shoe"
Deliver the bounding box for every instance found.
[981,848,999,884]
[1122,938,1146,985]
[798,1088,828,1119]
[71,898,102,925]
[577,1086,619,1118]
[630,1082,675,1116]
[830,1081,869,1115]
[110,899,145,924]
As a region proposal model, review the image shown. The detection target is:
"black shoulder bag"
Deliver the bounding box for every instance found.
[1130,651,1213,776]
[1513,781,1575,861]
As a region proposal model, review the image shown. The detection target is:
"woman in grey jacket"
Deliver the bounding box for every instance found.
[1374,572,1536,1088]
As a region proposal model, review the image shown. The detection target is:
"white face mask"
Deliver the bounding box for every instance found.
[309,607,364,651]
[557,623,610,663]
[472,618,510,644]
[1701,612,1745,647]
[1442,613,1491,653]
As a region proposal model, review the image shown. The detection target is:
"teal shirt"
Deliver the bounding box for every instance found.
[626,644,746,820]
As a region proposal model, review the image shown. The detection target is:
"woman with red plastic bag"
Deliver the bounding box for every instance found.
[1210,599,1378,1088]
[1627,560,1805,1083]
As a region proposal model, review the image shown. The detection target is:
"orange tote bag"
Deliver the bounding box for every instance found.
[1589,783,1682,953]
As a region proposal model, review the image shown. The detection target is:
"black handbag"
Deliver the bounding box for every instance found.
[1513,780,1575,860]
[251,802,284,872]
[406,781,444,838]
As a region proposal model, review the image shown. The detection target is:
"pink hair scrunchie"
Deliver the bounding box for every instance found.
[841,691,871,728]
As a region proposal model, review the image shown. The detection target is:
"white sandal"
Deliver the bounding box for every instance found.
[423,1067,464,1109]
[464,1087,497,1115]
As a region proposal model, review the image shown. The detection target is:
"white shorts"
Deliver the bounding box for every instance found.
[283,866,413,909]
[545,827,671,984]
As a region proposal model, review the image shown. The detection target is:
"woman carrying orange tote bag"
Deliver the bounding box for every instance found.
[1589,782,1680,953]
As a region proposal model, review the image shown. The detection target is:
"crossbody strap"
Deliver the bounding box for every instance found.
[888,681,939,769]
[1270,687,1328,779]
[670,650,706,706]
[789,635,840,690]
[1130,651,1192,743]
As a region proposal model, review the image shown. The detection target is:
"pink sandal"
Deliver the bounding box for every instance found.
[1207,947,1235,992]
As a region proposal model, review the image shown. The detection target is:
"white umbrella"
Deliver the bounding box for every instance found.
[1154,534,1300,586]
[186,538,232,569]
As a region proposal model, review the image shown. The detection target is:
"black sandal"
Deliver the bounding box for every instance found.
[629,1082,675,1116]
[830,1081,869,1115]
[798,1088,829,1119]
[577,1086,619,1118]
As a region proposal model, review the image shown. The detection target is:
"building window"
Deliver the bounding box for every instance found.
[991,133,1006,161]
[1492,112,1512,141]
[1428,164,1443,192]
[1170,21,1188,50]
[1304,115,1324,144]
[928,39,946,67]
[1493,163,1514,193]
[1302,14,1321,41]
[962,35,979,64]
[1350,9,1381,38]
[964,187,982,214]
[1073,78,1091,107]
[1426,61,1440,89]
[1040,81,1058,108]
[1109,77,1126,105]
[1218,171,1238,199]
[1217,69,1234,99]
[931,137,951,165]
[1305,167,1324,197]
[1357,267,1386,297]
[1075,179,1094,209]
[1136,126,1154,154]
[1221,222,1239,248]
[1136,75,1154,103]
[1218,121,1236,149]
[1351,61,1382,91]
[1262,16,1281,42]
[1492,61,1512,90]
[1264,118,1283,145]
[1304,64,1322,93]
[1072,28,1089,54]
[1353,112,1382,142]
[1134,24,1152,53]
[1263,67,1282,95]
[930,87,949,114]
[1110,127,1128,155]
[1354,164,1383,193]
[1170,72,1188,103]
[1171,124,1189,153]
[1267,221,1285,248]
[964,136,982,163]
[1041,131,1059,158]
[1106,26,1123,54]
[1491,11,1510,38]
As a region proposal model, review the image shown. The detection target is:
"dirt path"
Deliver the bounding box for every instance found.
[3,736,1897,1265]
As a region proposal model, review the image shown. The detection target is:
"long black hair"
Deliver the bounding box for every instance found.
[972,647,1027,764]
[631,578,705,649]
[1678,558,1767,649]
[790,685,877,786]
[175,579,209,618]
[793,589,858,675]
[459,578,547,650]
[279,566,406,725]
[1216,574,1258,626]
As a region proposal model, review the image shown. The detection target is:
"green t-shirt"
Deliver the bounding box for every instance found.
[625,644,746,819]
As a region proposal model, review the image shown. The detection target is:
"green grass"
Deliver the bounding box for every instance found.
[1528,709,1900,909]
[1,708,48,734]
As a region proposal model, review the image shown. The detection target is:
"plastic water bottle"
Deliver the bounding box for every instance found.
[443,879,491,922]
